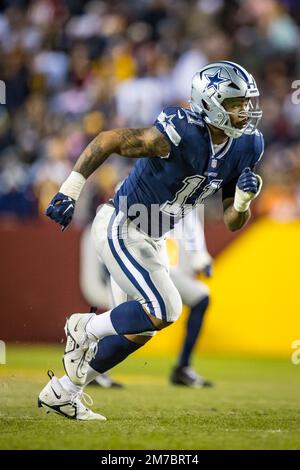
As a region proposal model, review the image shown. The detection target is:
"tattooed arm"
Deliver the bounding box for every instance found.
[45,127,170,228]
[74,127,170,179]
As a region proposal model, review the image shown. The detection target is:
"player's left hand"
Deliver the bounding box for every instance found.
[45,192,76,231]
[237,167,261,194]
[234,167,263,212]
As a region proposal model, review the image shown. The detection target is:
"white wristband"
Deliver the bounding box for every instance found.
[233,187,252,212]
[59,171,86,201]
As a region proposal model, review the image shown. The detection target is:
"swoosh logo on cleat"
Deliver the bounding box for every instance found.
[74,319,81,332]
[51,386,62,400]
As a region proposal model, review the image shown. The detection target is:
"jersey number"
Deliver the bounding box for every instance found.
[161,175,222,216]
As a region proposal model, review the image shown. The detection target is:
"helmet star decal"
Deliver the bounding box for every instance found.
[204,69,230,91]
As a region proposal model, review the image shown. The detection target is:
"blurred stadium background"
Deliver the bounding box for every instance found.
[1,0,300,450]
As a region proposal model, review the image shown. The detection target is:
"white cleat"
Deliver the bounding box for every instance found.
[63,313,98,386]
[38,371,106,421]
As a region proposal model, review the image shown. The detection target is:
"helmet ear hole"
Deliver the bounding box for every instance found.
[202,99,209,111]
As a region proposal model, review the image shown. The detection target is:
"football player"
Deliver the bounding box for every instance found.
[39,61,264,420]
[80,208,213,389]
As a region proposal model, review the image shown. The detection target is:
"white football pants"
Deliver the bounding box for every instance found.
[91,204,182,323]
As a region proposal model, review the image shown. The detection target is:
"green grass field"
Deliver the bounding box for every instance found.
[0,344,300,450]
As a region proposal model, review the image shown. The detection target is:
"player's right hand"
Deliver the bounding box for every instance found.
[45,192,76,230]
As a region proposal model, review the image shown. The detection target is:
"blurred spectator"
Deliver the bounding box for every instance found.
[0,146,37,218]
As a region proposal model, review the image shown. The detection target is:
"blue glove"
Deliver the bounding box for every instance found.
[237,167,259,194]
[46,192,76,230]
[234,167,262,212]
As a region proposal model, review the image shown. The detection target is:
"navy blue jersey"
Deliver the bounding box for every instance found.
[113,106,264,237]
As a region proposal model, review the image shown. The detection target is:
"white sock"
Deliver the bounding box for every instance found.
[59,375,83,394]
[84,366,101,386]
[86,310,117,340]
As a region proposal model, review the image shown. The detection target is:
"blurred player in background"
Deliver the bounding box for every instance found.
[39,61,264,420]
[168,209,213,388]
[80,208,213,389]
